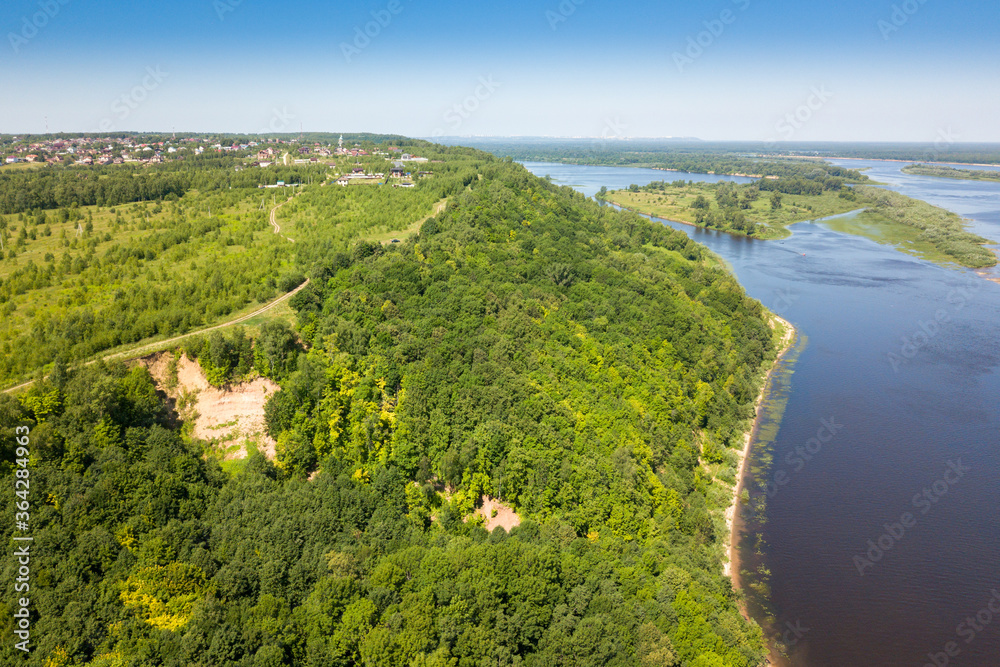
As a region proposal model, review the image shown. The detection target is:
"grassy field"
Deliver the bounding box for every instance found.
[367,196,448,245]
[851,186,997,268]
[606,184,860,239]
[818,209,961,266]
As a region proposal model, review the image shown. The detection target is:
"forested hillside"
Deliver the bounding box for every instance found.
[1,152,777,665]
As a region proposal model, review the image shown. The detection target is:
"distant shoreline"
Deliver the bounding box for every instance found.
[784,155,1000,169]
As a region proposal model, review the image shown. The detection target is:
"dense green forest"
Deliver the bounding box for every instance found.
[1,152,779,665]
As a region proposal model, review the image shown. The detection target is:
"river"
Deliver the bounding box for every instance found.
[521,160,1000,666]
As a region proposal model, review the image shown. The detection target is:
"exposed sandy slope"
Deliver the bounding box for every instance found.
[136,352,279,461]
[474,495,522,533]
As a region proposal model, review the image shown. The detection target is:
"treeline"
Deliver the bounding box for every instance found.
[657,158,863,183]
[0,156,776,665]
[471,142,869,183]
[182,321,301,387]
[0,162,329,215]
[754,172,848,195]
[0,169,189,213]
[766,143,1000,165]
[468,138,1000,168]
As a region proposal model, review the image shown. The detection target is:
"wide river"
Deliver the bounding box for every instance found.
[521,160,1000,666]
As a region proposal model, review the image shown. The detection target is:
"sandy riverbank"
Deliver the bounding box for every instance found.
[722,314,796,581]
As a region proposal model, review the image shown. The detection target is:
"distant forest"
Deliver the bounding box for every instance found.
[452,138,1000,167]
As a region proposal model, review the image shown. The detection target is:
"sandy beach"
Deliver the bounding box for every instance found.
[722,314,796,581]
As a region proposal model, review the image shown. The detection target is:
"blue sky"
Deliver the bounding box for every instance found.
[2,0,998,141]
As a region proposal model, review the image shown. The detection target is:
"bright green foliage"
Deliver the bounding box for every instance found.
[0,143,478,386]
[0,152,775,666]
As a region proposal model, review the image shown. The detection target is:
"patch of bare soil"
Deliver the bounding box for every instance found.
[475,495,521,533]
[136,352,279,461]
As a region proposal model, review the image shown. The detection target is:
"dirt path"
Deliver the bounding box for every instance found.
[269,191,304,241]
[1,279,310,395]
[269,200,284,233]
[365,197,449,246]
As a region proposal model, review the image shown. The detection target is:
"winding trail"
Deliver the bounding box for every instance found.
[269,192,302,242]
[4,190,444,395]
[269,198,285,234]
[1,279,310,395]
